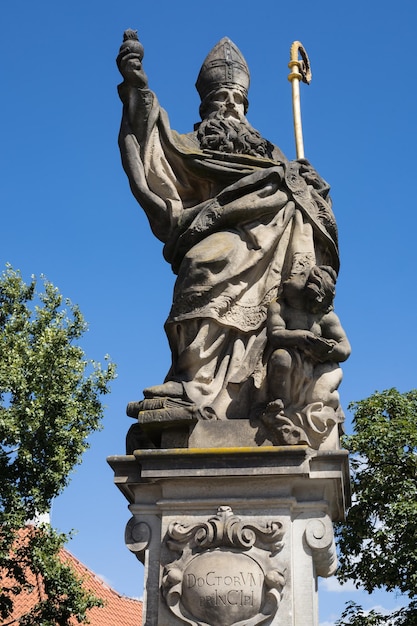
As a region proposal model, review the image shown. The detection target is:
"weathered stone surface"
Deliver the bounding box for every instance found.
[108,446,349,625]
[188,417,341,451]
[181,552,265,625]
[116,32,350,448]
[163,506,285,626]
[112,31,351,626]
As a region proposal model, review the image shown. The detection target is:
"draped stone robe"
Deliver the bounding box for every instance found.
[118,83,339,420]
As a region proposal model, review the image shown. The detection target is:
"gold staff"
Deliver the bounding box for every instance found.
[288,41,312,159]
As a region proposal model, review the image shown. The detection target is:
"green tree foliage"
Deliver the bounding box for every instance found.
[335,600,417,626]
[335,389,417,626]
[0,265,116,624]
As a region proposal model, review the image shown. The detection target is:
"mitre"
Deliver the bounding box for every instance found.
[195,37,250,102]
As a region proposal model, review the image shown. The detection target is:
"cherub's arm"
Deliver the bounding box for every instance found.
[267,301,316,349]
[319,311,351,362]
[116,30,180,243]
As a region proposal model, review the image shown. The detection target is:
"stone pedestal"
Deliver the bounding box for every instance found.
[108,444,349,626]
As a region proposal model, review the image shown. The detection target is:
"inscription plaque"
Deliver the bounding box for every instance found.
[182,551,264,626]
[162,507,286,626]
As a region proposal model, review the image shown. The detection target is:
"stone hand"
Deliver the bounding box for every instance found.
[117,32,148,88]
[305,335,336,361]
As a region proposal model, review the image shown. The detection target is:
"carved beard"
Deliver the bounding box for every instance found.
[197,109,273,158]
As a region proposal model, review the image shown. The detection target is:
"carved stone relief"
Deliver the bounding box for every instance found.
[116,32,351,450]
[304,517,337,577]
[125,517,151,563]
[161,506,286,626]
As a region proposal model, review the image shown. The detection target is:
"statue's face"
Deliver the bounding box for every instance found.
[283,266,335,312]
[305,267,335,311]
[205,88,245,120]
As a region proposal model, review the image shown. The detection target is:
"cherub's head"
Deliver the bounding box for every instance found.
[305,265,336,313]
[282,265,336,313]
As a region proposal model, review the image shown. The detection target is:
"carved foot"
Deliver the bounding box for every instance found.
[264,399,285,415]
[143,381,184,399]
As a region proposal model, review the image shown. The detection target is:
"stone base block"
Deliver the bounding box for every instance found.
[108,446,349,626]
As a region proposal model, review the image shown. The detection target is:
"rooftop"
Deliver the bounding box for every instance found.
[2,529,143,626]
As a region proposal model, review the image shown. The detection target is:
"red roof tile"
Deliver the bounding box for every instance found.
[1,529,143,625]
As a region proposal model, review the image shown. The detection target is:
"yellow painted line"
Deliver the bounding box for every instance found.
[133,445,309,457]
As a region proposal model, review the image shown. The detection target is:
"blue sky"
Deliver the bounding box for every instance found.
[1,1,416,623]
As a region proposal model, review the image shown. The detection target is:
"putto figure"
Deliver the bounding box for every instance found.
[117,32,350,448]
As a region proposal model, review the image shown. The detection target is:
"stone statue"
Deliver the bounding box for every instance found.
[112,36,349,623]
[117,31,350,449]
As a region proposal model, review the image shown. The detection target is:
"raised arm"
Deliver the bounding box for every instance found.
[116,30,182,243]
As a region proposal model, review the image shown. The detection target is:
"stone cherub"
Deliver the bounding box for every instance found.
[116,31,346,448]
[260,265,351,447]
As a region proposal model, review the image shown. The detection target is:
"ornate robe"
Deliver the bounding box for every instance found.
[118,84,339,419]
